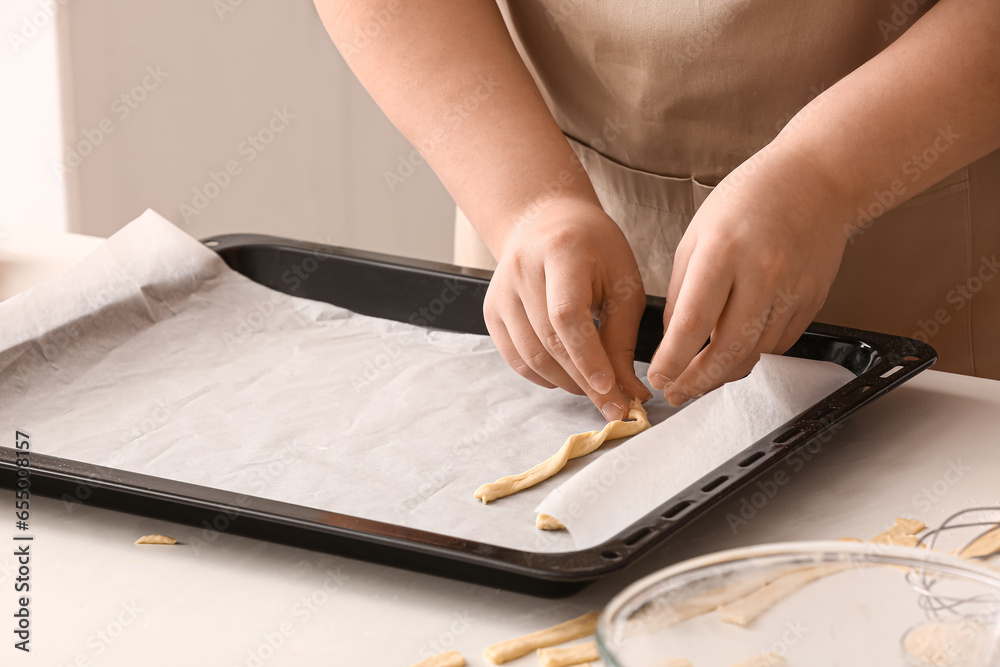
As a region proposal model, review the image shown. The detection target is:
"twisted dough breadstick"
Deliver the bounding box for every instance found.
[474,399,650,503]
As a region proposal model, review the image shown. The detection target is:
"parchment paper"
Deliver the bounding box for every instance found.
[0,210,852,553]
[535,354,854,548]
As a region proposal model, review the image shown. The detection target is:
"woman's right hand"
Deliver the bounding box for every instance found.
[484,197,651,421]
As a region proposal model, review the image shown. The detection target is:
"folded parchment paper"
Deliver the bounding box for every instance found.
[0,211,852,552]
[535,354,853,548]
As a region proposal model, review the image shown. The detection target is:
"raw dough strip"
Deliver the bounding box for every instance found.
[716,562,849,626]
[135,534,177,545]
[408,650,465,667]
[659,660,693,667]
[536,513,565,531]
[537,640,599,667]
[482,611,600,665]
[632,566,814,632]
[960,525,1000,559]
[717,520,925,627]
[475,399,650,503]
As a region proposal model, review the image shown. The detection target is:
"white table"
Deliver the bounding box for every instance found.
[2,229,998,666]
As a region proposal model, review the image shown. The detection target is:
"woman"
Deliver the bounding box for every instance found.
[315,0,1000,421]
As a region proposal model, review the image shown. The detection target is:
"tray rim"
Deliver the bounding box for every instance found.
[0,232,938,592]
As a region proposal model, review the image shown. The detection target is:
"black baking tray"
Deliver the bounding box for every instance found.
[0,234,937,597]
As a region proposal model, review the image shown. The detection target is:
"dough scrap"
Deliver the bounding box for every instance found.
[718,522,925,627]
[657,660,693,667]
[633,566,814,632]
[904,621,986,666]
[135,534,177,545]
[960,525,1000,559]
[536,513,566,531]
[482,611,599,664]
[716,562,849,627]
[475,399,650,503]
[537,639,599,667]
[729,651,787,667]
[871,517,926,547]
[408,650,465,667]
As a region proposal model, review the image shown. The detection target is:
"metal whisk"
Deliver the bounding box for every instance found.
[905,507,1000,619]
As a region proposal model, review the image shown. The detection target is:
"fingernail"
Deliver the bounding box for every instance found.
[651,373,672,390]
[601,401,626,421]
[665,392,689,407]
[638,382,653,402]
[589,372,613,394]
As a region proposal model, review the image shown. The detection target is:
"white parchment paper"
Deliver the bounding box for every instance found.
[0,210,853,553]
[535,354,854,549]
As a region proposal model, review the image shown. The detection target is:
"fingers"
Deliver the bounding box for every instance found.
[597,276,652,403]
[660,288,810,405]
[487,286,634,419]
[765,303,817,356]
[484,304,557,390]
[522,286,632,421]
[544,265,617,396]
[660,292,770,406]
[489,295,583,394]
[660,234,694,336]
[648,244,733,394]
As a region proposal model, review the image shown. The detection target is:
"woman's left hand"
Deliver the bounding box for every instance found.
[647,143,852,406]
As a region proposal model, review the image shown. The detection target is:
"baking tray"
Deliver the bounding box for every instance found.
[0,234,937,597]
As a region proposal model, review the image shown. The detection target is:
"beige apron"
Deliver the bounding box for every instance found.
[455,0,1000,379]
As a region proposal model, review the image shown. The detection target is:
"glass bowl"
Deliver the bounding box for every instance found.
[599,540,1000,667]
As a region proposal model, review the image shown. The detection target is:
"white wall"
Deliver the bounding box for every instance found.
[0,0,67,233]
[54,0,456,261]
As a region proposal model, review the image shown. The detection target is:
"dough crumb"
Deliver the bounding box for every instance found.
[870,517,926,546]
[536,513,566,531]
[408,650,465,667]
[135,534,177,545]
